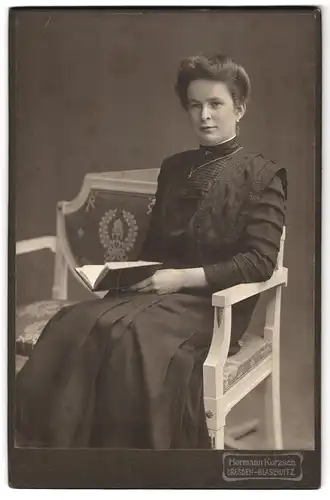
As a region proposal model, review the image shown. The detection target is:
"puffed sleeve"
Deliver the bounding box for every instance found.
[203,172,286,292]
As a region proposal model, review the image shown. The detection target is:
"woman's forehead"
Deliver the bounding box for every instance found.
[187,80,232,101]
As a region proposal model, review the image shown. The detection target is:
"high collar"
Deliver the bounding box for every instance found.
[199,136,240,158]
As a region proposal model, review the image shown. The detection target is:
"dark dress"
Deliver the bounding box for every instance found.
[15,137,286,449]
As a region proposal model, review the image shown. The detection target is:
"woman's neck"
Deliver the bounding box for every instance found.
[199,135,240,158]
[201,134,236,147]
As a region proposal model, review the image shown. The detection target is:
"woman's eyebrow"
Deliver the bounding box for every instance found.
[188,97,223,103]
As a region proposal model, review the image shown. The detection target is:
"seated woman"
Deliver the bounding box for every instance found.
[15,53,287,450]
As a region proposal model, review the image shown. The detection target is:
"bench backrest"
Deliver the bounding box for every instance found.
[53,169,159,299]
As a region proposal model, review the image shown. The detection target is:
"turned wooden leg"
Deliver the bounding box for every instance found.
[264,373,283,449]
[209,427,225,449]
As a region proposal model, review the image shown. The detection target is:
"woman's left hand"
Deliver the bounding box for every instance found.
[128,269,186,295]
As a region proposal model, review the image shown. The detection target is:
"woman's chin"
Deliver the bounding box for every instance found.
[199,137,221,146]
[197,131,222,145]
[199,132,234,147]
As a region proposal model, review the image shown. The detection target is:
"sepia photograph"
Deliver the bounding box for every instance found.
[9,7,321,488]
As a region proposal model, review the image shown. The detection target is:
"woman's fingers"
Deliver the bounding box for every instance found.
[137,284,154,293]
[129,277,153,291]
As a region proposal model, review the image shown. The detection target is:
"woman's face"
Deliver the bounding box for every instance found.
[186,79,245,146]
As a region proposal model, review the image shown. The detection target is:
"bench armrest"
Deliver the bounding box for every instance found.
[16,236,57,255]
[212,267,288,307]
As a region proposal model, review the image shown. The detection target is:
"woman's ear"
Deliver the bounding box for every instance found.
[236,103,246,122]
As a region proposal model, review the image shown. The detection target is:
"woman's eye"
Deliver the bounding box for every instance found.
[189,102,201,109]
[210,101,221,108]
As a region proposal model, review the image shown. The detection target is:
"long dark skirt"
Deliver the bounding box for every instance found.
[15,291,215,449]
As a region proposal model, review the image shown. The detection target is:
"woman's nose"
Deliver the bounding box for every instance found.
[200,106,211,121]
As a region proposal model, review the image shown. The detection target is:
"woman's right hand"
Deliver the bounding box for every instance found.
[129,267,207,294]
[128,269,186,295]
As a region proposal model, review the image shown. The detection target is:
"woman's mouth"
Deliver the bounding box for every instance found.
[200,126,216,133]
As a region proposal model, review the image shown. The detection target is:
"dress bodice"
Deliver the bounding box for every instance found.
[159,137,242,267]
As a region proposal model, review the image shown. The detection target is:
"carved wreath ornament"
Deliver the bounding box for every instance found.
[99,208,138,262]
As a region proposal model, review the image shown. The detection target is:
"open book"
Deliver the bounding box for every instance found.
[75,260,163,292]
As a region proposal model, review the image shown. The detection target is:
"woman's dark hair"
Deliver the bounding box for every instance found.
[175,54,251,110]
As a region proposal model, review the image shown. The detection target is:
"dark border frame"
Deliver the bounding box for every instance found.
[7,5,322,489]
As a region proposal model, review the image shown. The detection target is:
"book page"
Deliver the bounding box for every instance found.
[105,260,161,270]
[77,265,106,288]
